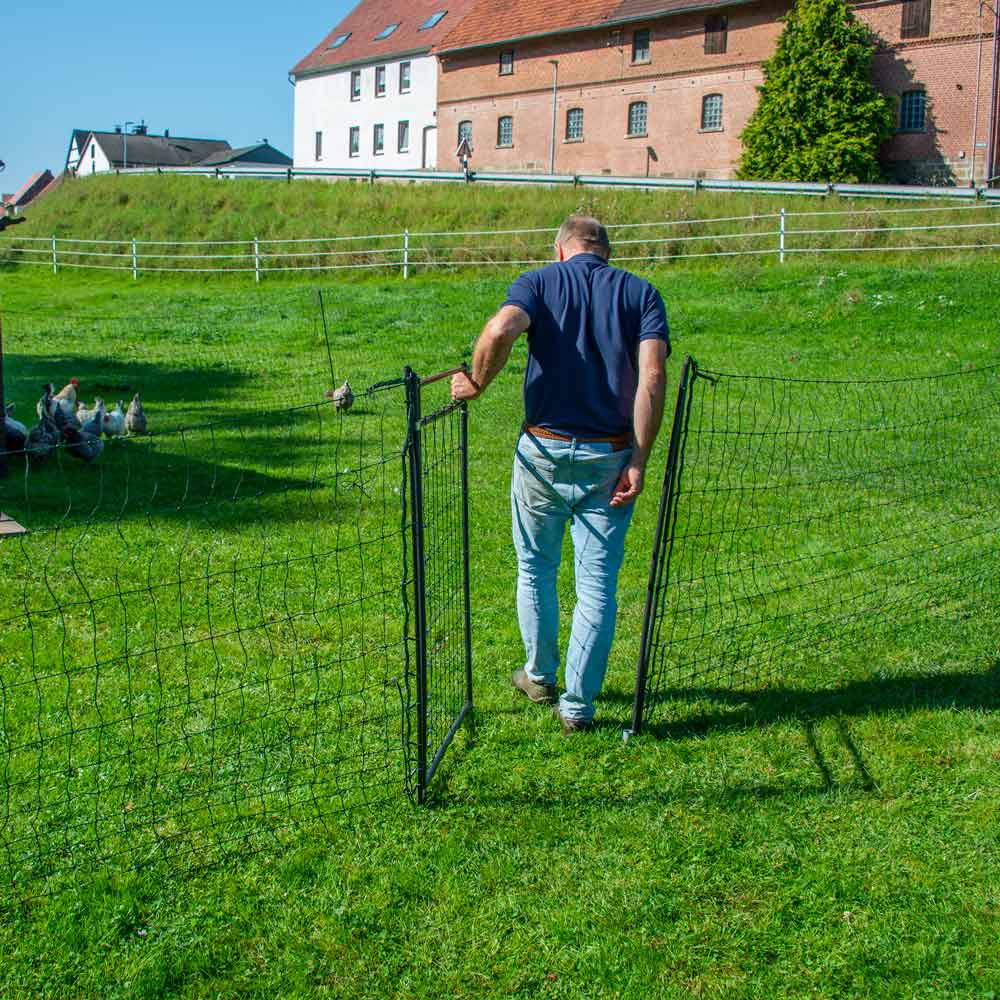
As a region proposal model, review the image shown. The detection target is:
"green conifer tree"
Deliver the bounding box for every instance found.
[738,0,895,182]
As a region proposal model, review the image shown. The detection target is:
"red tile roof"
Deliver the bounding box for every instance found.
[291,0,480,77]
[436,0,734,53]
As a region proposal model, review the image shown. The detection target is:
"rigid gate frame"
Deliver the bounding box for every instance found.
[403,366,474,804]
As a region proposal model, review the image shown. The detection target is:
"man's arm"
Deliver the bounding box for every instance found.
[610,339,669,507]
[450,304,530,402]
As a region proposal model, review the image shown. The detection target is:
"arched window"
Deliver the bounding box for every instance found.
[497,116,513,147]
[628,101,648,137]
[701,94,723,131]
[566,108,584,141]
[458,120,472,146]
[900,90,926,131]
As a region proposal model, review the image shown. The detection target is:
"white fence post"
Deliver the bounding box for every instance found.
[403,229,409,280]
[132,239,138,280]
[52,236,58,274]
[253,237,261,283]
[779,208,786,264]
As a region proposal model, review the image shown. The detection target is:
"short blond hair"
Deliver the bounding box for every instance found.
[556,215,611,257]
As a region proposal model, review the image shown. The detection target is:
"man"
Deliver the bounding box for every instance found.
[451,215,670,733]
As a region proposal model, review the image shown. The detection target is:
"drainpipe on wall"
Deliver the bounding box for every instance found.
[548,60,559,175]
[988,0,1000,184]
[972,3,985,185]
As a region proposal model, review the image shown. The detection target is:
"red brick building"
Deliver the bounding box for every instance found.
[435,0,999,184]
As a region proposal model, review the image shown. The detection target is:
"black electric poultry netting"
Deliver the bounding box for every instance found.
[0,375,445,900]
[631,358,1000,736]
[403,368,473,804]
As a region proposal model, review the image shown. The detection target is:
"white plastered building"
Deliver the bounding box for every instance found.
[290,1,477,171]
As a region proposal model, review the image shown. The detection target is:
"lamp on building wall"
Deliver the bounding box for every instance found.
[548,60,559,175]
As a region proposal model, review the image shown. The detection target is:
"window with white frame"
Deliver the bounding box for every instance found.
[375,65,386,97]
[398,120,410,153]
[566,107,584,141]
[899,90,926,130]
[632,28,651,63]
[315,130,323,160]
[349,126,360,157]
[350,70,361,101]
[628,101,648,136]
[701,93,723,130]
[373,122,385,154]
[497,115,513,147]
[499,50,514,75]
[399,61,411,93]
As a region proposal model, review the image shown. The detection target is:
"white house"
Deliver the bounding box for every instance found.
[290,0,476,171]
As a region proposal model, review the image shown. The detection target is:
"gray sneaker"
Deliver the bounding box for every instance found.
[511,669,557,705]
[553,705,594,735]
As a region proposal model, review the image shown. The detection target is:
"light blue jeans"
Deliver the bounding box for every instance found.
[511,431,636,723]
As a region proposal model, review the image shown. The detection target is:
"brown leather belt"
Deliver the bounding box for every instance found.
[524,425,633,451]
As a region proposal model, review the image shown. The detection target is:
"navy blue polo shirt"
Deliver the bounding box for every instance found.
[502,253,670,438]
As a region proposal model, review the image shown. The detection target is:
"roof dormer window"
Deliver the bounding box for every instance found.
[420,10,448,30]
[327,32,351,49]
[375,23,400,39]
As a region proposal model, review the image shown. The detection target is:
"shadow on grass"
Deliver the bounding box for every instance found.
[627,660,1000,741]
[1,416,401,531]
[2,352,253,410]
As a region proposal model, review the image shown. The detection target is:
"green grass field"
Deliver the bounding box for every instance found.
[1,248,999,999]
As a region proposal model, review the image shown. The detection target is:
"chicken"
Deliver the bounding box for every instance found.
[36,384,55,420]
[326,380,354,412]
[78,398,105,439]
[51,378,80,424]
[25,413,59,466]
[102,401,126,437]
[4,403,27,454]
[77,399,99,426]
[125,393,147,435]
[62,425,103,463]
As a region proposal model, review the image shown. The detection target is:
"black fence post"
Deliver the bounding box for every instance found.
[626,355,696,739]
[460,397,473,716]
[404,366,429,804]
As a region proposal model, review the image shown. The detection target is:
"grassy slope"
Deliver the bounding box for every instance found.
[2,174,809,242]
[0,257,998,999]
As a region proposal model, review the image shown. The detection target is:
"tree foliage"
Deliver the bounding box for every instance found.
[738,0,895,183]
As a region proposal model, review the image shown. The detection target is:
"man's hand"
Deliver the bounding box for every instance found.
[450,371,482,402]
[610,463,645,507]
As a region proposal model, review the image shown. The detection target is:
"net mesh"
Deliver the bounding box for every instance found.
[637,362,1000,733]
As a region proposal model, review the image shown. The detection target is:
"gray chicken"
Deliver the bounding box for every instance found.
[125,393,147,435]
[25,412,59,466]
[62,425,103,463]
[326,380,354,412]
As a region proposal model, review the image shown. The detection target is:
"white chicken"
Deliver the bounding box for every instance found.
[77,398,100,426]
[325,380,355,412]
[102,401,126,437]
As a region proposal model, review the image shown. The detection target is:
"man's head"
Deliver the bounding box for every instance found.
[555,215,611,261]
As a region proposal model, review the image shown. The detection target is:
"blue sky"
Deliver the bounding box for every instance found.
[0,0,356,193]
